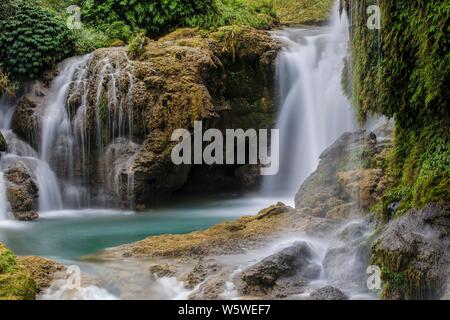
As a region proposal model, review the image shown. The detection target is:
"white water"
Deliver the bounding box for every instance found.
[265,4,356,196]
[0,171,11,220]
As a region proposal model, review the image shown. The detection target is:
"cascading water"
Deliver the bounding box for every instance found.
[265,3,356,196]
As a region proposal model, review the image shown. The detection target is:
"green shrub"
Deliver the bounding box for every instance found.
[127,32,147,59]
[73,26,111,55]
[79,0,215,36]
[0,0,75,79]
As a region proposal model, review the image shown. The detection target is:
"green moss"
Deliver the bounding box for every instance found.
[0,244,36,300]
[347,0,450,216]
[346,1,450,299]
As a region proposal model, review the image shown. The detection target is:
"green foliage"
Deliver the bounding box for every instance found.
[214,0,278,30]
[79,0,215,36]
[0,68,18,96]
[347,0,450,214]
[127,32,147,59]
[78,0,277,38]
[73,26,111,55]
[0,0,75,79]
[0,247,17,274]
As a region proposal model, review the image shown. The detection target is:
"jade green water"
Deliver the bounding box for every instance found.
[0,195,286,261]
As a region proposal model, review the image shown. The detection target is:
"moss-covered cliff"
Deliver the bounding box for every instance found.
[344,0,450,299]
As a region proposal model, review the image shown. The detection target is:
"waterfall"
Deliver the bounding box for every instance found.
[265,3,356,196]
[0,171,11,220]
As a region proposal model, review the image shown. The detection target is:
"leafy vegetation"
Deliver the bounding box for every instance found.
[77,0,278,37]
[0,0,75,79]
[346,0,449,300]
[346,0,450,218]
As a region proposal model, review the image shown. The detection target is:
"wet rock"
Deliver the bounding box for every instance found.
[323,242,371,289]
[310,286,349,300]
[184,259,223,289]
[387,201,401,216]
[95,203,296,259]
[0,131,6,152]
[149,263,177,279]
[295,126,392,220]
[11,95,42,148]
[239,241,321,296]
[373,203,450,300]
[4,161,39,221]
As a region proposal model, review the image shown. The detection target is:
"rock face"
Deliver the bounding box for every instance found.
[0,243,36,300]
[295,127,392,220]
[372,203,450,300]
[239,241,321,297]
[4,161,39,221]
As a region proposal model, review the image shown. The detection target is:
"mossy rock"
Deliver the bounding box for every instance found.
[0,244,36,300]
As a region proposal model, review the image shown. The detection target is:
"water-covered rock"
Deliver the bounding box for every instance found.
[310,286,349,300]
[372,203,450,300]
[239,241,321,296]
[4,161,39,221]
[295,126,392,220]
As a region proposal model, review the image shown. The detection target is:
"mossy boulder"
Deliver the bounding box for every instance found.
[4,160,39,221]
[372,203,450,300]
[0,243,36,300]
[295,125,392,220]
[62,27,281,208]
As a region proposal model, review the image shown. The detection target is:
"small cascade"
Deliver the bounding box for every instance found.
[0,171,11,220]
[104,138,138,207]
[265,3,356,196]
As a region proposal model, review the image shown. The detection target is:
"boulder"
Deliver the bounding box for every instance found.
[310,286,349,300]
[295,126,392,220]
[372,203,450,300]
[149,263,177,279]
[4,161,39,221]
[239,241,321,296]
